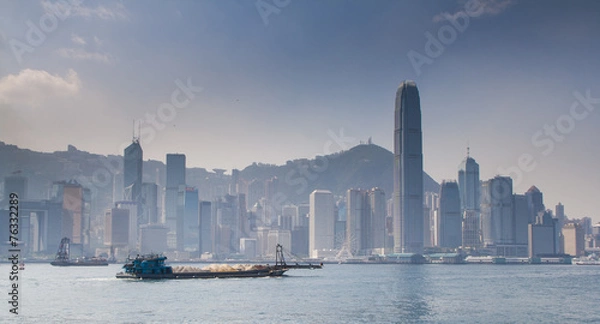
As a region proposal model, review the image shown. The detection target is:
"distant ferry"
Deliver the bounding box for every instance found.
[116,244,322,279]
[51,257,109,267]
[465,256,571,264]
[573,256,600,265]
[50,237,109,267]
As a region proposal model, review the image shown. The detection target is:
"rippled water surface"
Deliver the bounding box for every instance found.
[3,263,600,323]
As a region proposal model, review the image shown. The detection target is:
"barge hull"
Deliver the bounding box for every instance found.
[51,261,109,266]
[116,268,286,279]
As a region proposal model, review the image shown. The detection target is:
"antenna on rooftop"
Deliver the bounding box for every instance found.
[466,141,470,158]
[132,119,140,143]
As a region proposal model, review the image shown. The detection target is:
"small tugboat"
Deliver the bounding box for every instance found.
[116,244,322,279]
[51,237,109,266]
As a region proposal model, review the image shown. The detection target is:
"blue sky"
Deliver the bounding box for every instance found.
[0,0,599,221]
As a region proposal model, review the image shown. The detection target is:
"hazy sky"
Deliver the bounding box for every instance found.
[0,0,599,221]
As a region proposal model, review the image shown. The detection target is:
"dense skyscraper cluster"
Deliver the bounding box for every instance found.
[0,80,595,262]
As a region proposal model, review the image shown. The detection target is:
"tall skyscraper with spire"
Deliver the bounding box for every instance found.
[123,139,143,205]
[393,80,424,254]
[458,148,480,211]
[458,148,481,248]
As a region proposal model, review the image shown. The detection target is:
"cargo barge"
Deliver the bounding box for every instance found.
[116,244,322,279]
[51,237,109,266]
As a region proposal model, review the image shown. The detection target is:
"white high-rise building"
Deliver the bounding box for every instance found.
[309,190,335,258]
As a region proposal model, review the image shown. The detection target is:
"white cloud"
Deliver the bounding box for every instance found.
[56,48,114,64]
[71,33,86,46]
[93,36,103,46]
[0,69,81,106]
[476,0,515,15]
[433,0,515,23]
[41,0,129,21]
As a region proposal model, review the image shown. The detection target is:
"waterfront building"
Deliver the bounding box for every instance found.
[369,188,387,253]
[424,192,439,247]
[481,176,514,246]
[525,186,544,223]
[528,211,558,258]
[393,80,424,254]
[183,187,199,251]
[346,188,365,254]
[593,223,600,248]
[198,201,213,254]
[345,188,387,255]
[462,210,480,249]
[214,195,240,256]
[562,223,585,257]
[51,180,91,251]
[513,194,530,245]
[309,190,335,258]
[458,151,481,249]
[104,208,129,247]
[165,154,186,244]
[438,181,462,249]
[457,151,480,211]
[6,200,62,255]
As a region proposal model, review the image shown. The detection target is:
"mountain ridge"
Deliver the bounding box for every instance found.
[0,141,439,213]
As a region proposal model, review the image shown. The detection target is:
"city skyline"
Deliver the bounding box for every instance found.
[0,0,599,222]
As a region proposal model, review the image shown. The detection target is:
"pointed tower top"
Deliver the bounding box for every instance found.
[132,120,140,143]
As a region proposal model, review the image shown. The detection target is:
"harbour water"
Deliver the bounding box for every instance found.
[4,263,600,323]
